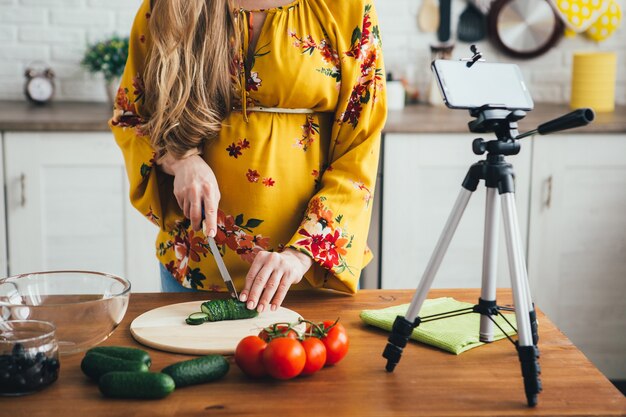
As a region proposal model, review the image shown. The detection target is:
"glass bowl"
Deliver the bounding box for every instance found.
[0,271,131,354]
[0,320,60,395]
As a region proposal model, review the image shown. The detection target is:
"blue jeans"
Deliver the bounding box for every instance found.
[159,264,197,293]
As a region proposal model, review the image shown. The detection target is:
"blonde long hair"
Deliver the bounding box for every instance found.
[143,0,239,159]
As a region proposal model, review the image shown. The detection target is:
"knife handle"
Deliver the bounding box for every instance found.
[438,0,452,43]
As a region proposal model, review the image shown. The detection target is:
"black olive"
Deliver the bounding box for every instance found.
[0,344,60,394]
[15,374,26,386]
[11,343,25,357]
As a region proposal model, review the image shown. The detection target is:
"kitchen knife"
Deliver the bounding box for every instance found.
[207,236,239,300]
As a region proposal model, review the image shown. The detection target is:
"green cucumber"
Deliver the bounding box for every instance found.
[81,352,149,381]
[99,371,175,399]
[186,312,209,325]
[200,299,258,322]
[86,346,151,367]
[161,355,229,387]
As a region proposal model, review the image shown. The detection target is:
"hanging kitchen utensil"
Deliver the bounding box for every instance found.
[488,0,564,59]
[548,0,611,33]
[585,0,622,42]
[470,0,495,15]
[418,0,440,33]
[457,1,487,42]
[438,0,453,43]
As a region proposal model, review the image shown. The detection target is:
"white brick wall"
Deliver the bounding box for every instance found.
[0,0,143,101]
[0,0,624,104]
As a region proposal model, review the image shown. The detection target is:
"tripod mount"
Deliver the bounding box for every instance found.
[381,102,594,407]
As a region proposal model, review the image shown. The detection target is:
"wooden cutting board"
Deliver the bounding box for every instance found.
[130,300,303,355]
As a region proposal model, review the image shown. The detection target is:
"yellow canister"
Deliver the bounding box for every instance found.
[570,51,617,112]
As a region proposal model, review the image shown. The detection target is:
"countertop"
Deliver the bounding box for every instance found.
[1,289,624,417]
[0,100,624,133]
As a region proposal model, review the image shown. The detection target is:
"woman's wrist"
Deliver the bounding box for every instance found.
[158,149,202,175]
[284,247,313,271]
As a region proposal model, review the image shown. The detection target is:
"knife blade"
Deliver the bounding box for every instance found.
[207,236,239,300]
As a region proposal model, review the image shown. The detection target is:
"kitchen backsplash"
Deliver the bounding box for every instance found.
[0,0,624,104]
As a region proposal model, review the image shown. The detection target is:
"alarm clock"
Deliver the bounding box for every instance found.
[24,65,55,105]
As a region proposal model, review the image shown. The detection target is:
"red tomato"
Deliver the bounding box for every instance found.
[319,320,349,366]
[300,337,326,376]
[258,324,299,342]
[235,335,267,378]
[262,337,306,380]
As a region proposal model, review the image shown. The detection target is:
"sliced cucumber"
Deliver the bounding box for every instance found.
[186,312,209,325]
[200,299,258,322]
[161,355,229,387]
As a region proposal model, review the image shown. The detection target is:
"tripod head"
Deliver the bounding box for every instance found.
[469,105,595,139]
[467,105,595,157]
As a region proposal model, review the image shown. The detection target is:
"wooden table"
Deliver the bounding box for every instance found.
[2,289,625,417]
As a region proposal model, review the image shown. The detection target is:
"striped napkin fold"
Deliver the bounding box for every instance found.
[360,297,517,355]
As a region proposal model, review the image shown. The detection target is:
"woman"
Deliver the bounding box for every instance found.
[111,0,387,312]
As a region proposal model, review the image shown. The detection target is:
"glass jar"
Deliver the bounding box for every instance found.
[0,320,60,395]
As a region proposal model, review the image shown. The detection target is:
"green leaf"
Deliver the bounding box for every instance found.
[235,214,244,226]
[335,214,343,224]
[245,218,264,228]
[350,27,361,47]
[373,25,381,43]
[187,268,206,290]
[361,89,371,104]
[140,163,151,178]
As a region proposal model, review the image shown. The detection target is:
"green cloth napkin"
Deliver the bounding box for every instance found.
[360,297,517,354]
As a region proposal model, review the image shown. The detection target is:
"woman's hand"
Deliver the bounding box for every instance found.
[158,154,220,236]
[240,248,313,312]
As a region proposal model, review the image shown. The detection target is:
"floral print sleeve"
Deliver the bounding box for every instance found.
[109,0,170,230]
[286,0,387,294]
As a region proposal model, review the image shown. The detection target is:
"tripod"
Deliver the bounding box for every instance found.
[382,105,595,407]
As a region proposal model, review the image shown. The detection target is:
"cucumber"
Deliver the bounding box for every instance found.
[186,312,209,325]
[161,355,229,387]
[200,299,258,322]
[86,346,151,367]
[81,352,149,381]
[99,371,175,399]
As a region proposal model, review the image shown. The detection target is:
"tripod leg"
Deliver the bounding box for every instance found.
[501,192,542,407]
[383,187,473,372]
[519,252,539,344]
[479,187,500,342]
[406,188,473,321]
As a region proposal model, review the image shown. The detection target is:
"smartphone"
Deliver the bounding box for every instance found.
[431,59,534,111]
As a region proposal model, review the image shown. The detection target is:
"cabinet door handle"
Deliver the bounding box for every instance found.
[20,173,26,207]
[544,176,552,209]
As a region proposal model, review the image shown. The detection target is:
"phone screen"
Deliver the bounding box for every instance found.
[432,60,534,111]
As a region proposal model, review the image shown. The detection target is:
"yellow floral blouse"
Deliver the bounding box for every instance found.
[110,0,387,294]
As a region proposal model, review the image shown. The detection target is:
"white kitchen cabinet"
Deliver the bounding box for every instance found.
[3,132,160,292]
[527,134,626,380]
[381,133,532,290]
[0,134,7,278]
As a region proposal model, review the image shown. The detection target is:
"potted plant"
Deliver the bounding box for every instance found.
[81,35,129,106]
